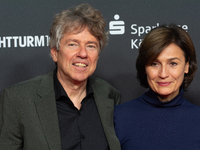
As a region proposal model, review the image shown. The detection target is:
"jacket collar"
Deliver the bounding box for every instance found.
[34,73,120,150]
[34,71,62,150]
[90,76,121,150]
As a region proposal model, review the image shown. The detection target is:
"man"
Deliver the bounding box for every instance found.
[0,3,121,150]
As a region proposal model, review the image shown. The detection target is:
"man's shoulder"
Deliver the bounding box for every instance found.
[89,76,120,94]
[3,72,53,93]
[90,76,115,88]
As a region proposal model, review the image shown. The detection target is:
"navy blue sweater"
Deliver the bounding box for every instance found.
[114,89,200,150]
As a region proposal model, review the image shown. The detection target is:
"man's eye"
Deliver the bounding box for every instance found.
[67,43,79,49]
[86,45,97,50]
[68,43,76,46]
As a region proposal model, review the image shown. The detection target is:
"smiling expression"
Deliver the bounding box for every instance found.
[145,43,189,101]
[51,27,100,84]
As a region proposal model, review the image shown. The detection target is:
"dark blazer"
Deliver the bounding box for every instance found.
[0,71,121,150]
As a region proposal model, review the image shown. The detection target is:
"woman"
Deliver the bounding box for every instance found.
[114,24,200,149]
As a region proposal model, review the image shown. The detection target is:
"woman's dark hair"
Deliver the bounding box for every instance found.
[136,24,197,90]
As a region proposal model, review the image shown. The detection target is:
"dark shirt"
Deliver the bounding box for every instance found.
[53,70,109,150]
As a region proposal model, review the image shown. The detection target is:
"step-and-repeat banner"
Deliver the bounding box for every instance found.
[1,0,200,105]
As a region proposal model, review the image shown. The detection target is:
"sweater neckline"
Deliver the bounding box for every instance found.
[141,88,185,108]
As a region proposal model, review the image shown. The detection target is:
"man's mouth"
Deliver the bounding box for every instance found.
[73,63,87,68]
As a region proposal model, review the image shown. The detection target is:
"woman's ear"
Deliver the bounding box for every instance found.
[184,61,189,74]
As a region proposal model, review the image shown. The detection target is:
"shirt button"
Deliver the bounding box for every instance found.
[82,135,85,139]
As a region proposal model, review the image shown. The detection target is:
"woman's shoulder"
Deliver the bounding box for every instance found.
[184,99,200,112]
[114,97,142,116]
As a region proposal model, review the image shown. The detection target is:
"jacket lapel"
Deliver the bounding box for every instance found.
[34,72,61,150]
[93,87,121,150]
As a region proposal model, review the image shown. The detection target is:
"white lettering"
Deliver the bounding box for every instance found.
[145,26,151,33]
[27,36,34,47]
[131,39,139,49]
[0,37,6,48]
[131,24,137,35]
[0,35,49,48]
[138,26,145,37]
[35,36,44,47]
[12,36,19,47]
[45,35,49,46]
[131,39,144,49]
[131,23,160,37]
[19,36,26,47]
[139,39,143,47]
[131,23,189,37]
[6,37,12,48]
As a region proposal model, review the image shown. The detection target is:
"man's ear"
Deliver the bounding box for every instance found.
[50,48,58,62]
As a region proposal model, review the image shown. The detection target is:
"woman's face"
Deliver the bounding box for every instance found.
[145,43,189,102]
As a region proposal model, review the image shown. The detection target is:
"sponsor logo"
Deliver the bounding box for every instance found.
[109,14,125,35]
[109,14,189,49]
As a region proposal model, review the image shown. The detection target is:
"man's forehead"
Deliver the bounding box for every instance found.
[62,28,99,42]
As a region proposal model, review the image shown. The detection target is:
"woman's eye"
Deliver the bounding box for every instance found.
[170,62,177,66]
[151,62,159,67]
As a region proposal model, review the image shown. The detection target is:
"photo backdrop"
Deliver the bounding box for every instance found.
[1,0,200,105]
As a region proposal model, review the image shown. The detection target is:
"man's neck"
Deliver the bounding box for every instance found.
[57,75,87,110]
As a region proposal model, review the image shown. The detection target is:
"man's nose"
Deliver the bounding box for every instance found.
[77,46,88,58]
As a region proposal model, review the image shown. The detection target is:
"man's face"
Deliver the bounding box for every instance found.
[51,27,100,84]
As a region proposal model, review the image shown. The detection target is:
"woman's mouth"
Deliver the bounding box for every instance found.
[157,82,171,86]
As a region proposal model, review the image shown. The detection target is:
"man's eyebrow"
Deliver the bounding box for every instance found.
[62,39,79,45]
[87,41,99,46]
[65,39,79,42]
[64,39,99,47]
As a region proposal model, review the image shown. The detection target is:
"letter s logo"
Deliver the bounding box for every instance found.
[109,14,125,35]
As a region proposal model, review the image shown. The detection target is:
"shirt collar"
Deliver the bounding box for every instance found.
[53,68,93,100]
